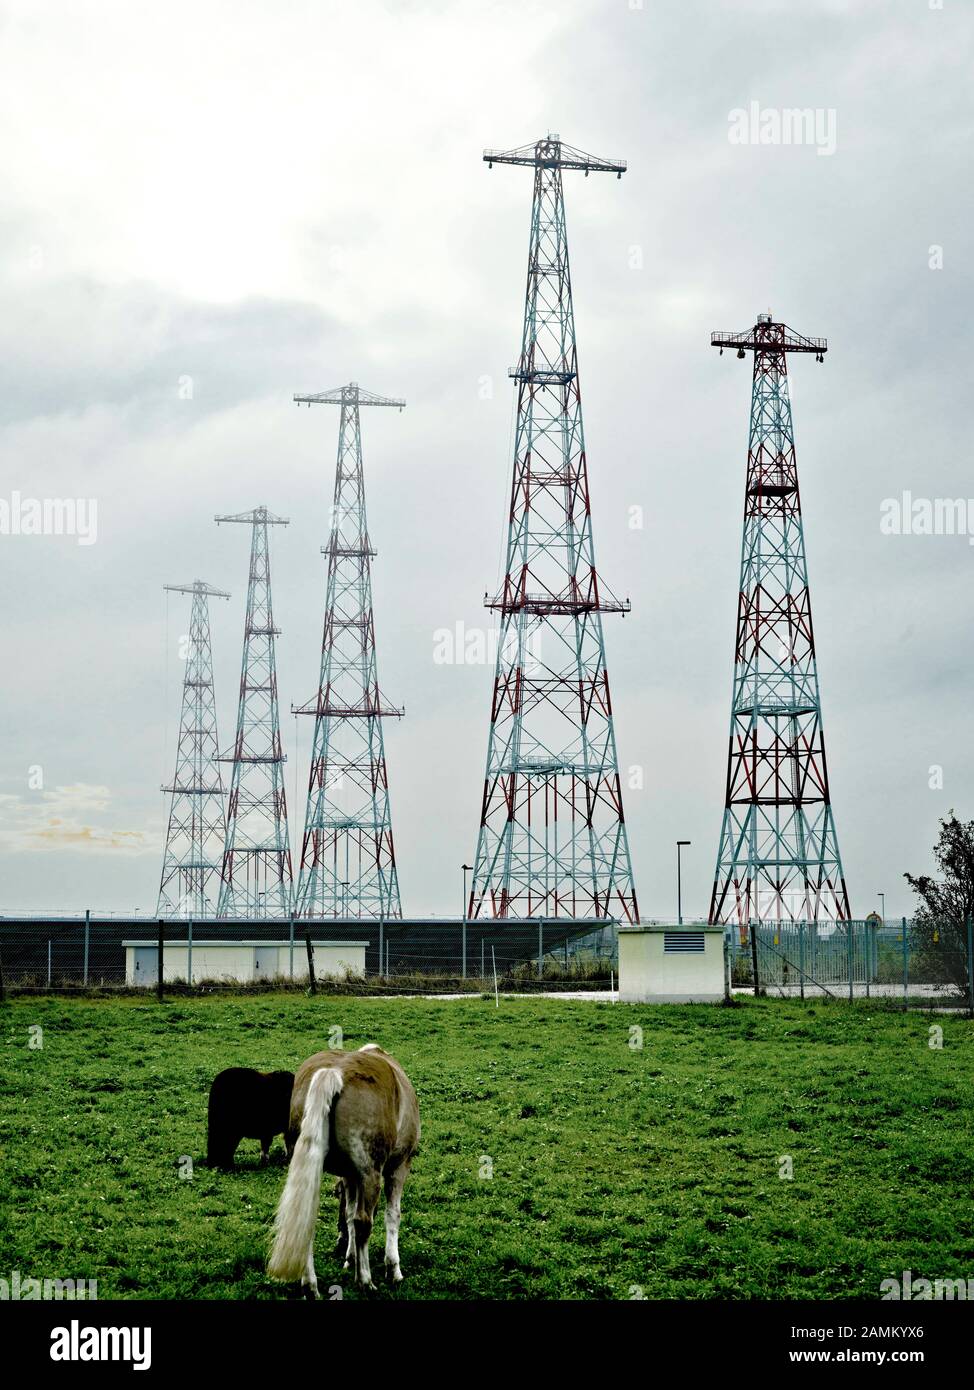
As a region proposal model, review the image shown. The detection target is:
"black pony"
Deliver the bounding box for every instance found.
[207,1068,294,1169]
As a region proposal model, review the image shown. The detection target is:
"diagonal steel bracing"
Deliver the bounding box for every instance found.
[709,314,850,928]
[469,134,638,922]
[157,580,230,918]
[216,506,293,917]
[291,383,404,919]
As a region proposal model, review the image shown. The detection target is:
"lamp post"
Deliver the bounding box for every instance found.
[870,891,886,987]
[677,841,691,925]
[462,865,473,979]
[340,881,349,919]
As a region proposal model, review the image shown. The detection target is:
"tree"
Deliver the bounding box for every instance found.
[904,811,973,994]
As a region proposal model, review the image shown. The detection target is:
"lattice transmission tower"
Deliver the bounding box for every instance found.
[216,506,293,917]
[709,313,851,928]
[468,134,638,922]
[157,580,230,918]
[291,383,405,919]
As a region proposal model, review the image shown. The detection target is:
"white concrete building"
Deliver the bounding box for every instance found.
[618,925,726,1003]
[123,939,368,986]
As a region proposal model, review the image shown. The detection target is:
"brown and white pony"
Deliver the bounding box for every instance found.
[267,1044,420,1295]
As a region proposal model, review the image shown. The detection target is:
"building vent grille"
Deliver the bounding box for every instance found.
[664,931,705,954]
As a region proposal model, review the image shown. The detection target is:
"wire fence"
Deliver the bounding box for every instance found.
[729,918,974,1010]
[1,914,971,1010]
[0,915,618,996]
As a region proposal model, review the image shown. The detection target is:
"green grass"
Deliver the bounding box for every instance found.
[1,993,972,1300]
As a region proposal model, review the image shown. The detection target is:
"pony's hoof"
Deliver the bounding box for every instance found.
[386,1265,403,1285]
[302,1283,319,1301]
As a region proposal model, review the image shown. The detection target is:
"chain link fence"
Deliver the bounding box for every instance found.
[3,914,971,1009]
[728,918,974,1009]
[0,914,619,996]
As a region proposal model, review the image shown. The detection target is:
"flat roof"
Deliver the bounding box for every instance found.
[122,939,369,948]
[617,924,724,934]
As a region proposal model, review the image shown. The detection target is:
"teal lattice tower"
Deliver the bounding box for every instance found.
[709,313,850,928]
[468,135,638,921]
[158,580,230,918]
[292,384,404,919]
[216,506,293,917]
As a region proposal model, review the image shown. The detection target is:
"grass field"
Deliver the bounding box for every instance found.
[1,993,972,1300]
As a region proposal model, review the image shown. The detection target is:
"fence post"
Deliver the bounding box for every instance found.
[462,917,467,980]
[156,919,164,1003]
[0,945,5,1003]
[47,939,52,988]
[537,920,543,979]
[847,921,854,1003]
[873,921,880,982]
[902,916,908,1011]
[378,919,384,978]
[187,918,193,988]
[84,908,90,987]
[305,929,316,995]
[865,921,871,1000]
[288,916,295,981]
[749,920,760,997]
[799,921,805,1001]
[967,913,973,1018]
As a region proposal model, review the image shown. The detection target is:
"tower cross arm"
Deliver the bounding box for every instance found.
[294,383,405,410]
[484,136,625,176]
[711,326,827,355]
[214,507,290,525]
[164,581,231,599]
[291,691,404,718]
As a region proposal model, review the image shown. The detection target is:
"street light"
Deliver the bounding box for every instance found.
[878,892,885,925]
[677,841,691,925]
[461,865,473,980]
[340,881,349,919]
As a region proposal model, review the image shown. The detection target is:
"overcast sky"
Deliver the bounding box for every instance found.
[1,0,971,919]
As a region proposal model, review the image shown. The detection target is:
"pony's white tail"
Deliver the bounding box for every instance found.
[267,1067,343,1281]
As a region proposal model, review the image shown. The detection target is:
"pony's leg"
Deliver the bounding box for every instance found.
[352,1172,380,1291]
[341,1178,357,1269]
[333,1181,349,1260]
[383,1162,409,1284]
[301,1245,316,1295]
[260,1136,271,1166]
